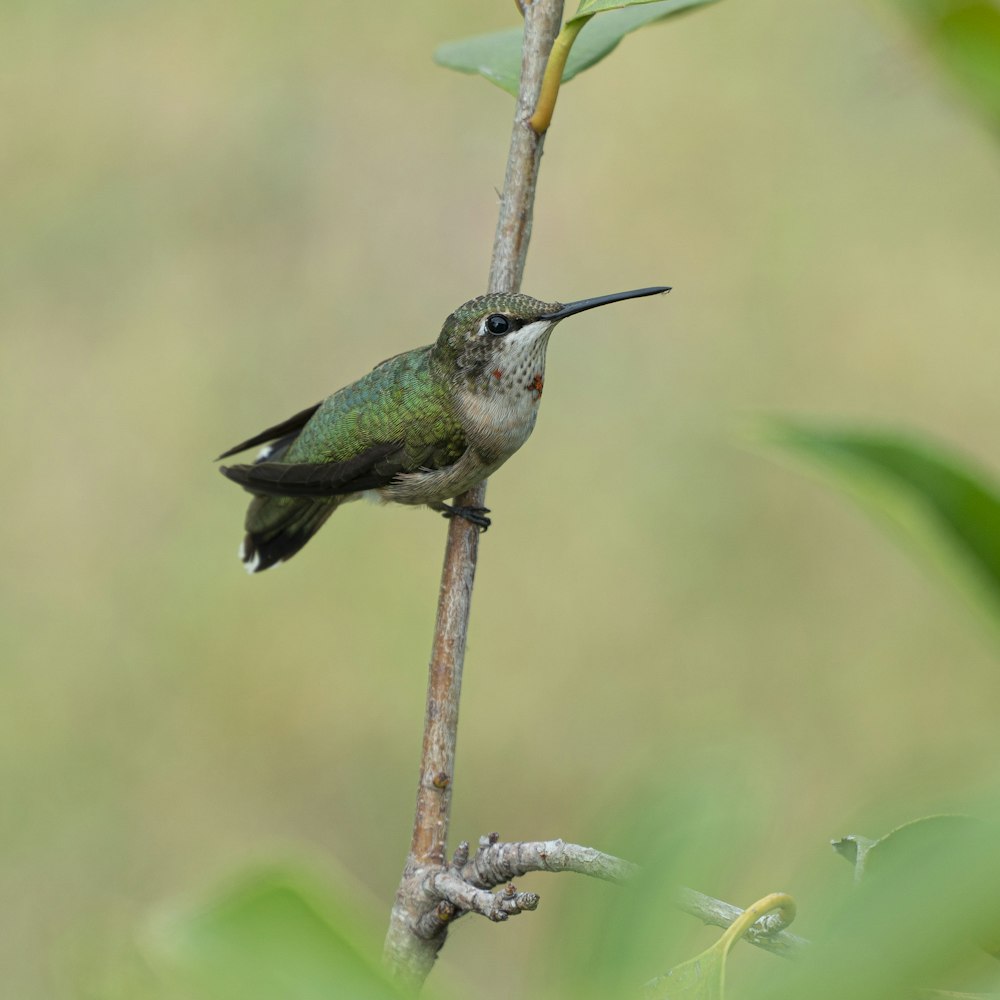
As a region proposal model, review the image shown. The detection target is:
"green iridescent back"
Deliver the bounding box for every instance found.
[283,293,562,473]
[285,345,467,471]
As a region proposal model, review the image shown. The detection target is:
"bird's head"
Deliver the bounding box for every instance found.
[433,286,671,384]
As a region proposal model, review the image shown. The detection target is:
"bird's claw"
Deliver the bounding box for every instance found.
[440,504,492,531]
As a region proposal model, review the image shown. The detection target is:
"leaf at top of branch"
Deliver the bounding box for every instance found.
[434,27,524,97]
[756,418,1000,633]
[434,0,719,97]
[570,0,707,21]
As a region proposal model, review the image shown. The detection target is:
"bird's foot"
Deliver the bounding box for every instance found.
[438,504,492,531]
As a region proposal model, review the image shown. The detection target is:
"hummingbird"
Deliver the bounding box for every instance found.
[218,285,669,572]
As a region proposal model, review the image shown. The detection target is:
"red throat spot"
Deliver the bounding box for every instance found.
[532,374,544,396]
[492,368,503,380]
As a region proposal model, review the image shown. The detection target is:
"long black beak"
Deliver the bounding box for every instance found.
[543,285,671,321]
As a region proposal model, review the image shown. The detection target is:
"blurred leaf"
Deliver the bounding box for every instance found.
[758,420,1000,629]
[434,0,718,96]
[918,993,1000,999]
[833,819,980,886]
[648,893,796,999]
[897,0,1000,137]
[144,866,408,1000]
[917,990,1000,1000]
[542,776,769,999]
[650,946,728,999]
[851,816,985,881]
[832,817,1000,957]
[831,833,878,882]
[749,819,1000,1000]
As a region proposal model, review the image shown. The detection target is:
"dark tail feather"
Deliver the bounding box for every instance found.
[240,496,336,573]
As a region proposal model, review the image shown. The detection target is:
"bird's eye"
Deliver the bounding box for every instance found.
[485,314,511,336]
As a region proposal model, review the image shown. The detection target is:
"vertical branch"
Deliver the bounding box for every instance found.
[410,0,563,865]
[384,0,565,988]
[487,0,563,294]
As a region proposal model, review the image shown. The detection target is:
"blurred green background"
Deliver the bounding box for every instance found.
[4,1,1000,997]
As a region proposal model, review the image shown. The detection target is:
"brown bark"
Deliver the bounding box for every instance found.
[382,3,565,990]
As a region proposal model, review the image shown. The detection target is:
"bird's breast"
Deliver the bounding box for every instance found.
[455,377,543,459]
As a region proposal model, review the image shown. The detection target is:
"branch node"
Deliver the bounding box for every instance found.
[413,900,456,941]
[432,771,451,790]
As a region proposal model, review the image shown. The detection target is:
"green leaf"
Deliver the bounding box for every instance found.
[758,420,1000,629]
[434,28,524,97]
[144,866,407,1000]
[832,817,1000,957]
[833,818,982,885]
[897,0,1000,137]
[918,993,1000,999]
[651,947,728,1000]
[751,820,1000,1000]
[434,0,718,97]
[648,893,795,999]
[831,833,879,883]
[565,1,718,78]
[570,0,707,20]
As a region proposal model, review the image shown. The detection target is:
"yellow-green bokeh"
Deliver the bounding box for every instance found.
[4,2,1000,997]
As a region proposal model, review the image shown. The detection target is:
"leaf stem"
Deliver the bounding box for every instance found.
[529,14,592,133]
[717,892,797,955]
[675,886,807,958]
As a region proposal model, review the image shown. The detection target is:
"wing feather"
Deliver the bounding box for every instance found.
[219,441,409,498]
[216,402,322,460]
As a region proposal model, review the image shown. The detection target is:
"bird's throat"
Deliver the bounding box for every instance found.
[455,335,551,457]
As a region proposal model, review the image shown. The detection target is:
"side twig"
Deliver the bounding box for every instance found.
[383,2,564,990]
[388,828,806,975]
[395,834,636,941]
[458,835,637,887]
